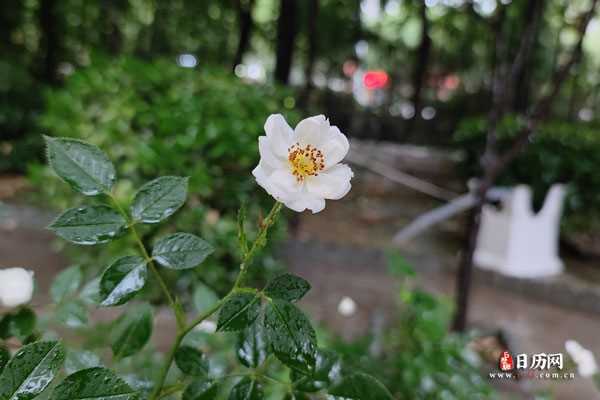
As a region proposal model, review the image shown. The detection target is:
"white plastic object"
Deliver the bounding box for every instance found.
[474,184,565,278]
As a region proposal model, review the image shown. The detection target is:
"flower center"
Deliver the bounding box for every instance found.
[288,142,325,182]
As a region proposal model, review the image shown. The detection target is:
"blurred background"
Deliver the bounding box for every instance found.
[1,0,600,398]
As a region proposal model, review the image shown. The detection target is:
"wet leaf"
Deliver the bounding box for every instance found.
[175,345,209,377]
[55,300,88,328]
[328,372,393,400]
[229,377,263,400]
[44,136,115,196]
[291,348,341,392]
[110,304,153,359]
[193,283,218,314]
[264,273,311,302]
[0,341,65,400]
[99,256,147,306]
[50,265,82,303]
[50,367,138,400]
[49,205,126,245]
[64,350,101,375]
[264,299,316,374]
[130,176,188,223]
[236,317,269,368]
[0,307,36,340]
[152,233,214,270]
[182,379,219,400]
[217,292,260,332]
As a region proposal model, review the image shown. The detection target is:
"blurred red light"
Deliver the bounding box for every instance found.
[363,70,389,89]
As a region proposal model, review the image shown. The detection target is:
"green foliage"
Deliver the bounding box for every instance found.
[331,255,495,400]
[2,137,392,400]
[264,273,311,302]
[229,377,263,400]
[455,116,600,233]
[49,205,127,245]
[49,367,138,400]
[152,233,214,270]
[0,307,36,341]
[217,292,261,332]
[99,256,148,306]
[110,304,153,359]
[0,341,65,400]
[175,346,209,377]
[31,57,297,293]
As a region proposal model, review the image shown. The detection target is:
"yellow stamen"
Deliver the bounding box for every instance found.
[288,142,325,182]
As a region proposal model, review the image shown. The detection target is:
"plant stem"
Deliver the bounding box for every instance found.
[109,194,184,329]
[234,201,282,289]
[148,200,282,400]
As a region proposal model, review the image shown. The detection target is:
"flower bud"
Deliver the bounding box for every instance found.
[0,268,35,307]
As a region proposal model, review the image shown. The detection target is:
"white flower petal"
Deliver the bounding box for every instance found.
[284,189,326,214]
[294,115,329,147]
[259,136,287,169]
[306,164,353,200]
[321,125,350,169]
[265,114,294,157]
[253,162,294,200]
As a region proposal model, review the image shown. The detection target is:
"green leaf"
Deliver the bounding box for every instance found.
[99,256,147,307]
[50,367,138,400]
[49,205,126,245]
[264,299,317,374]
[183,379,219,400]
[0,345,9,374]
[51,265,83,303]
[236,317,268,368]
[64,350,101,375]
[264,273,311,302]
[55,300,88,328]
[193,283,218,315]
[229,377,263,400]
[111,304,153,359]
[328,372,393,400]
[217,293,260,332]
[175,345,209,377]
[0,307,36,340]
[44,136,116,196]
[292,349,341,392]
[130,176,188,223]
[0,341,65,400]
[152,233,214,270]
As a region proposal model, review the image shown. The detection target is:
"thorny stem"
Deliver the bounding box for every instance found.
[148,201,283,400]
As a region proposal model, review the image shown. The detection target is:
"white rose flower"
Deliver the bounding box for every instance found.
[0,267,35,307]
[565,339,599,378]
[252,114,353,213]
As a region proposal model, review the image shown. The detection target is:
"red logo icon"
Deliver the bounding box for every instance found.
[499,351,514,371]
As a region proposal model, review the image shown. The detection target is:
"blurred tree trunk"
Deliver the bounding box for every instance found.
[408,0,431,127]
[38,0,61,85]
[274,0,298,84]
[232,0,255,71]
[101,0,124,55]
[512,0,546,112]
[304,0,319,89]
